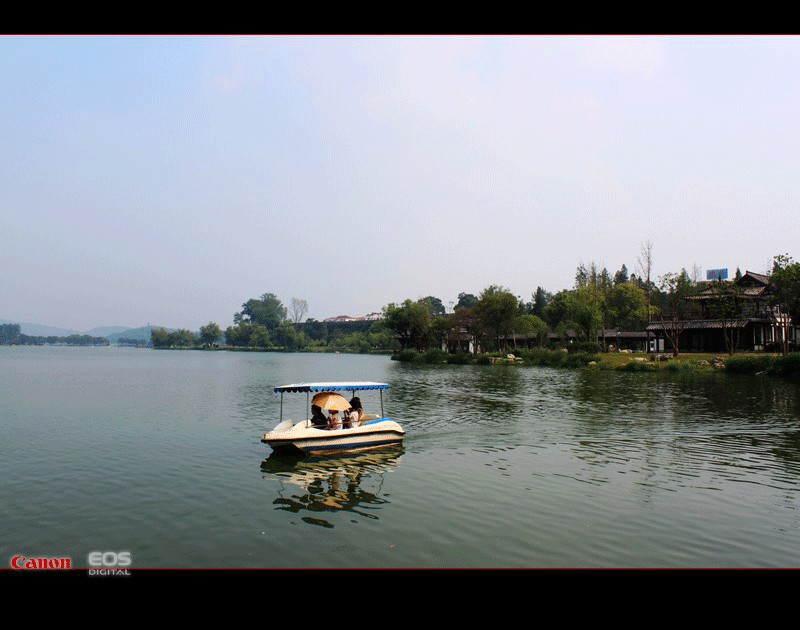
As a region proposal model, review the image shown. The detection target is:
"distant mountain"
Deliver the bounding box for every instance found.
[0,319,80,337]
[107,325,175,344]
[86,326,131,337]
[1,319,182,344]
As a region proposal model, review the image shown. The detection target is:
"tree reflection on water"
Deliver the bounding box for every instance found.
[260,447,404,527]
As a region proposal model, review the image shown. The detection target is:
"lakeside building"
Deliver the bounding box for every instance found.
[441,328,479,354]
[494,330,659,352]
[646,270,798,353]
[468,271,797,354]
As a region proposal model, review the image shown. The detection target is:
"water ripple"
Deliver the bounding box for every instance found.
[3,348,800,567]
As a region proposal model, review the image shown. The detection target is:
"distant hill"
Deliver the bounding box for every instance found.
[108,325,176,344]
[86,326,131,337]
[1,319,184,344]
[0,319,80,337]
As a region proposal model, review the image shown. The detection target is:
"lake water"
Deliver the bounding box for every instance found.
[2,345,799,569]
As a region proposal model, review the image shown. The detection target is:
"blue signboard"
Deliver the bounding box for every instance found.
[706,268,728,280]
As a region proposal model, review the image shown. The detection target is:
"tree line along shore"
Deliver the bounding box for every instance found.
[4,250,798,378]
[145,251,799,378]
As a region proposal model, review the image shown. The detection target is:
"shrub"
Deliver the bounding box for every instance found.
[662,361,698,372]
[517,348,566,367]
[474,355,493,365]
[618,360,657,372]
[420,349,449,364]
[769,352,800,375]
[725,355,775,374]
[562,352,596,368]
[446,353,472,364]
[391,349,419,362]
[569,341,601,354]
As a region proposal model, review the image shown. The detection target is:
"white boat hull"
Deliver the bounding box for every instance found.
[261,418,406,455]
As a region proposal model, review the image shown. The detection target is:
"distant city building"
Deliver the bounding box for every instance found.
[323,312,384,323]
[323,315,365,323]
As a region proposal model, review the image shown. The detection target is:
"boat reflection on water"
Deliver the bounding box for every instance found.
[260,446,405,526]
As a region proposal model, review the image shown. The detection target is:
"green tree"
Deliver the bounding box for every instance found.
[452,306,483,354]
[428,314,454,350]
[657,269,695,357]
[543,290,572,330]
[591,264,612,350]
[569,287,602,342]
[333,330,371,353]
[225,325,243,346]
[614,264,629,285]
[166,329,196,348]
[419,296,446,317]
[199,322,223,346]
[225,322,270,347]
[151,327,171,348]
[274,323,305,351]
[569,262,610,346]
[606,282,648,331]
[528,286,552,318]
[512,312,549,348]
[575,262,589,289]
[383,299,431,351]
[769,254,800,355]
[708,279,745,355]
[474,285,520,351]
[455,292,478,309]
[234,293,287,330]
[302,319,328,343]
[366,323,398,351]
[250,325,271,348]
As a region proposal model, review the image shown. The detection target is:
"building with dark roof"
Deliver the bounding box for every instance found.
[646,270,797,353]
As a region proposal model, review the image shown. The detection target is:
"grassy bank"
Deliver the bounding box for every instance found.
[594,351,800,376]
[391,347,800,377]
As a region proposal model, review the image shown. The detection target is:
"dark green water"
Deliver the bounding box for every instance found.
[2,346,799,568]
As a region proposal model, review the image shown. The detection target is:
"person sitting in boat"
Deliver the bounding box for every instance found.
[345,397,363,429]
[350,396,364,427]
[327,409,343,430]
[310,404,328,429]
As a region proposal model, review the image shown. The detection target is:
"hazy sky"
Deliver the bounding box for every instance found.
[3,35,799,332]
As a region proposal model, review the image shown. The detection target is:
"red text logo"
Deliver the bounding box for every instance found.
[11,555,72,570]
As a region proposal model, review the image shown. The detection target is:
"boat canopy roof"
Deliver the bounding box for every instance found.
[274,381,390,394]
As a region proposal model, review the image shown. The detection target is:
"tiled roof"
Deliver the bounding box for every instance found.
[744,270,770,285]
[687,285,766,299]
[599,330,651,338]
[646,319,751,331]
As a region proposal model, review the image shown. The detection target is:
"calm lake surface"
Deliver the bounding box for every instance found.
[2,345,800,569]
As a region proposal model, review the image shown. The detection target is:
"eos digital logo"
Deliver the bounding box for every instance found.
[87,551,132,576]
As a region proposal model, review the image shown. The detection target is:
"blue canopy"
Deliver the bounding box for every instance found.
[274,381,390,394]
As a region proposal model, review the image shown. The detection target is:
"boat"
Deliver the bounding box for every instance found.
[260,381,405,455]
